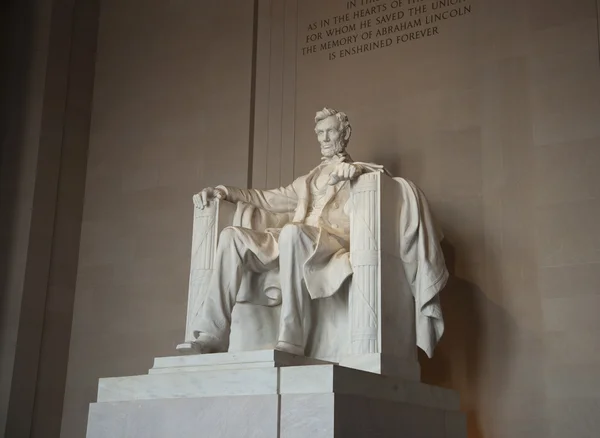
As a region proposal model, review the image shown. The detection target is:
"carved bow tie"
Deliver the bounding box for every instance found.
[321,153,348,165]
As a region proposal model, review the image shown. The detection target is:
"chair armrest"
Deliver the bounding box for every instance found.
[347,172,419,376]
[349,172,382,355]
[178,198,289,351]
[180,199,236,345]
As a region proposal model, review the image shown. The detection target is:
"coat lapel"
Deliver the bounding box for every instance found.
[292,167,319,222]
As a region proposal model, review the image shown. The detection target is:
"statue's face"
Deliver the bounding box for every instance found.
[315,115,344,158]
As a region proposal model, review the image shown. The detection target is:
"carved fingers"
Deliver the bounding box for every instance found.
[193,187,226,209]
[346,164,358,180]
[193,193,203,208]
[214,188,226,200]
[328,163,360,185]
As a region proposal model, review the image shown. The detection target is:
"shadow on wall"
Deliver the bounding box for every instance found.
[419,241,517,438]
[0,0,37,371]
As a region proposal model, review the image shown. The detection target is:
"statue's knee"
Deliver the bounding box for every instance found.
[219,226,238,244]
[280,223,303,244]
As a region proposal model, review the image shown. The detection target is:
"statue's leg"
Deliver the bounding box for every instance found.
[193,226,278,352]
[276,224,319,356]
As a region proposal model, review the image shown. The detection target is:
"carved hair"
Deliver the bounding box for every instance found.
[314,107,352,147]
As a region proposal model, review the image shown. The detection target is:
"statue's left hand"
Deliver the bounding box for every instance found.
[328,162,361,185]
[193,187,227,209]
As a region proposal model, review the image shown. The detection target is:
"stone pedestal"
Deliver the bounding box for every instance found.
[86,350,465,438]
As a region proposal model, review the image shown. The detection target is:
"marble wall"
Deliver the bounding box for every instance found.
[283,0,600,437]
[59,1,256,437]
[59,0,600,437]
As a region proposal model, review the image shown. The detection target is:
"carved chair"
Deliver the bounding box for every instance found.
[177,172,420,380]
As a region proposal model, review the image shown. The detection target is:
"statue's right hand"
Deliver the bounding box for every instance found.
[193,187,226,209]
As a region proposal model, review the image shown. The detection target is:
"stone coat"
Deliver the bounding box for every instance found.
[219,156,357,301]
[218,156,448,357]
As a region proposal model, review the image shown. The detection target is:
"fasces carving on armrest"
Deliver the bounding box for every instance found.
[348,171,381,355]
[351,171,381,194]
[182,199,236,343]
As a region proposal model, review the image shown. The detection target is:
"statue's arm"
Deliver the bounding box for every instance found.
[352,162,391,177]
[217,182,298,214]
[328,161,390,185]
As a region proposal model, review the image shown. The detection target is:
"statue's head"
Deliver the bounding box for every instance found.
[314,107,352,158]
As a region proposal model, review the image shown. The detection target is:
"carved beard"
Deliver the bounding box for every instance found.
[334,142,345,155]
[320,139,346,158]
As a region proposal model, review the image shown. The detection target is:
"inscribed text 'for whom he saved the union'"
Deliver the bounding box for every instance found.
[300,0,472,60]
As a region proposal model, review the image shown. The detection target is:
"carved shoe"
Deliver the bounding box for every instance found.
[191,333,224,354]
[274,341,304,356]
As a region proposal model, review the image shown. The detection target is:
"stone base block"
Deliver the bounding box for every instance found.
[150,349,331,374]
[88,393,465,438]
[339,352,421,381]
[87,395,278,438]
[87,351,465,438]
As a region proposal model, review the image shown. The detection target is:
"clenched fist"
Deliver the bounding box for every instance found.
[328,162,361,185]
[193,187,227,209]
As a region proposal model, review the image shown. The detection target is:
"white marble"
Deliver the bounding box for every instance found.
[88,393,463,438]
[96,352,458,410]
[279,365,460,411]
[339,352,421,381]
[280,394,335,438]
[97,367,278,402]
[88,385,464,438]
[150,349,330,374]
[87,395,279,438]
[88,358,465,438]
[178,108,448,378]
